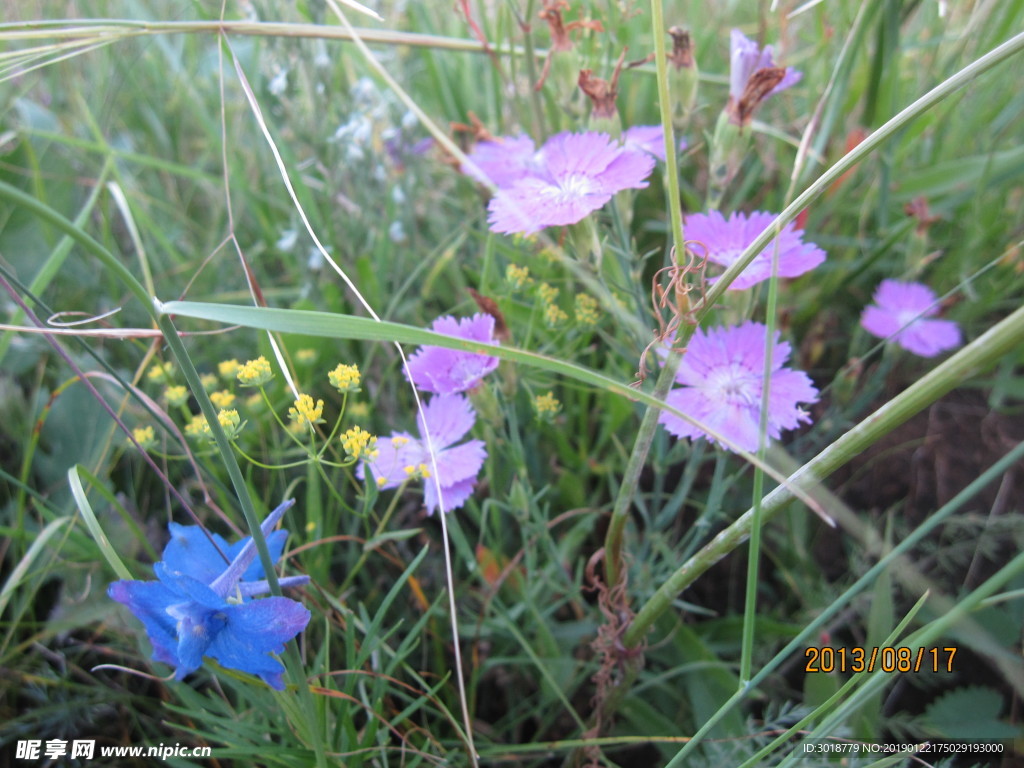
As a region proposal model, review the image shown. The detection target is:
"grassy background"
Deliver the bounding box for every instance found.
[2,0,1024,765]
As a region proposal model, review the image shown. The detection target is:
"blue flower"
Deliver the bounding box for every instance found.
[109,500,311,690]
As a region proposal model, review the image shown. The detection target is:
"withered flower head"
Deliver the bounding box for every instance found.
[667,26,695,70]
[578,49,627,119]
[726,29,801,126]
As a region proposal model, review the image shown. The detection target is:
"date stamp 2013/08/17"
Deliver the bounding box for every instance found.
[804,646,957,674]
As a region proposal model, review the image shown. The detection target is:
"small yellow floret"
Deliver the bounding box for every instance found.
[376,476,387,488]
[574,293,600,326]
[544,303,568,327]
[217,409,239,429]
[210,390,236,409]
[164,385,188,407]
[237,356,273,387]
[341,426,378,460]
[295,348,317,365]
[328,363,361,393]
[348,401,370,419]
[218,359,241,379]
[131,426,156,449]
[506,264,533,291]
[216,409,244,439]
[288,394,325,427]
[533,391,562,419]
[391,436,410,448]
[418,463,431,479]
[200,373,218,392]
[184,414,209,439]
[147,361,174,383]
[538,282,559,305]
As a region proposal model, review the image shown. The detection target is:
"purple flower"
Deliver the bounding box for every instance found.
[487,131,655,235]
[659,322,818,453]
[462,134,541,188]
[406,314,500,394]
[108,500,310,690]
[729,29,802,103]
[860,280,961,357]
[360,395,487,514]
[685,210,825,290]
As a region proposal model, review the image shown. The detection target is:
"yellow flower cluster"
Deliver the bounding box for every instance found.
[538,282,559,305]
[210,390,235,409]
[185,414,209,439]
[574,293,600,326]
[295,348,318,365]
[288,394,325,427]
[200,373,218,392]
[544,303,568,327]
[506,264,533,291]
[237,356,273,387]
[538,282,566,327]
[164,385,188,407]
[217,409,242,436]
[131,425,156,449]
[533,391,561,419]
[328,363,361,393]
[218,359,241,379]
[403,462,431,479]
[341,426,379,460]
[147,361,174,383]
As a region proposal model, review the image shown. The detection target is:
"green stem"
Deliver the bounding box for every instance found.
[338,478,412,596]
[157,310,327,768]
[601,0,689,588]
[0,18,536,57]
[739,225,785,685]
[625,301,1024,650]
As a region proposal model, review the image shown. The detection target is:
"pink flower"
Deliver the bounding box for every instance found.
[860,280,961,357]
[461,135,541,188]
[685,210,825,290]
[487,131,655,235]
[359,395,487,514]
[406,314,500,394]
[659,321,818,453]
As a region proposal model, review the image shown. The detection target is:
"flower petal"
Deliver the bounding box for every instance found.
[108,580,181,668]
[417,394,478,449]
[208,598,312,689]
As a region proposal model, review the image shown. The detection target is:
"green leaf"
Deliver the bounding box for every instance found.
[924,686,1022,740]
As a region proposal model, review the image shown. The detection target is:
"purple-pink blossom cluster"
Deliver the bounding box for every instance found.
[463,128,667,235]
[359,314,498,513]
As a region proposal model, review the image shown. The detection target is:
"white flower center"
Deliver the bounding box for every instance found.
[896,310,921,330]
[558,173,595,199]
[706,364,759,407]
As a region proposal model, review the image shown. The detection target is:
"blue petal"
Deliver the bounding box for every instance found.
[154,563,228,610]
[209,500,296,598]
[228,529,288,581]
[108,580,181,668]
[205,598,311,689]
[239,574,310,598]
[162,523,233,584]
[173,609,225,679]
